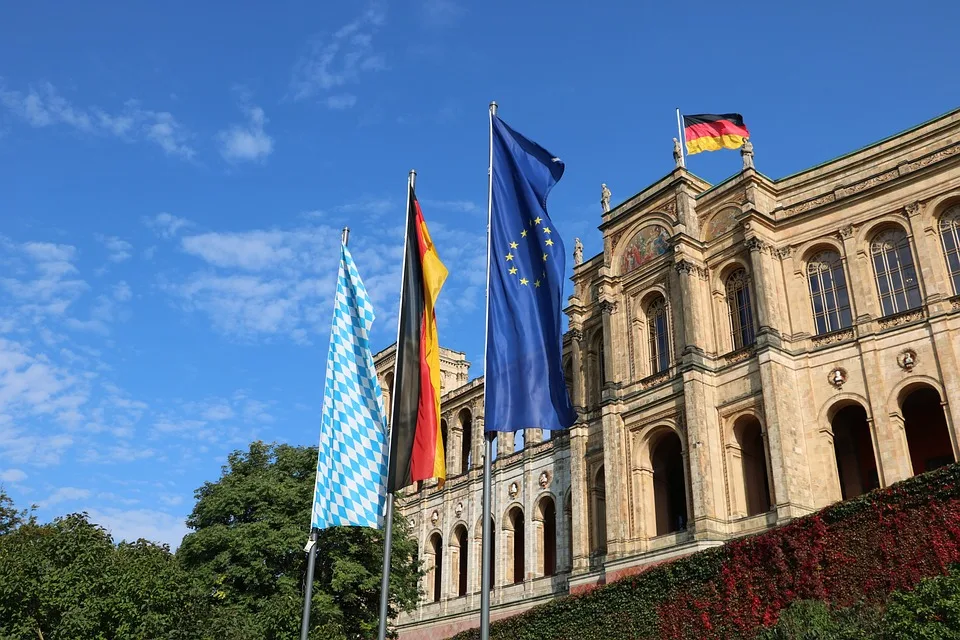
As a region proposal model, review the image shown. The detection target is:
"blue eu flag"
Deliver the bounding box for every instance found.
[484,115,576,433]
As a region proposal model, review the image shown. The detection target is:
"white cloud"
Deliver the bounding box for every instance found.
[95,234,133,262]
[0,468,26,483]
[421,0,465,27]
[326,94,357,110]
[0,237,87,320]
[144,212,191,239]
[181,230,299,271]
[290,1,388,104]
[38,486,91,508]
[86,507,189,549]
[0,82,196,159]
[218,105,274,163]
[159,494,184,507]
[422,199,481,215]
[112,281,132,301]
[201,403,234,421]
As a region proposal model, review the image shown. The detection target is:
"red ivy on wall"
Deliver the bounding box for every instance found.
[449,464,960,640]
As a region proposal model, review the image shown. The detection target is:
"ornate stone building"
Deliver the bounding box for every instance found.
[377,107,960,640]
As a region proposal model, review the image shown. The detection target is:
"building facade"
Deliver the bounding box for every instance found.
[375,108,960,640]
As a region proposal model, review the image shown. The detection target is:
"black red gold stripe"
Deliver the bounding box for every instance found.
[386,187,447,493]
[683,113,750,155]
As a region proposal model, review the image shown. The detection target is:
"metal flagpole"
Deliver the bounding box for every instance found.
[479,100,497,640]
[300,226,351,640]
[676,108,686,168]
[376,169,416,640]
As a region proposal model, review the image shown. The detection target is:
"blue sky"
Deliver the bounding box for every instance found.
[2,0,959,548]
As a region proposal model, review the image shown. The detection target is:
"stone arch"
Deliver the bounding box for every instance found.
[647,429,688,535]
[615,223,673,277]
[824,397,879,501]
[855,215,914,247]
[589,465,607,555]
[502,504,525,584]
[612,215,675,277]
[702,206,741,242]
[532,493,558,578]
[892,379,956,476]
[473,516,495,591]
[638,289,671,377]
[450,522,469,597]
[458,408,473,474]
[382,371,395,418]
[588,328,605,406]
[728,413,772,516]
[426,530,443,602]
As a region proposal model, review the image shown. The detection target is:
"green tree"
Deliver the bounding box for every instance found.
[884,565,960,639]
[176,441,421,640]
[0,512,205,639]
[0,486,34,535]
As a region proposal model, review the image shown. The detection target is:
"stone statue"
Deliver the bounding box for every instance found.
[600,183,611,213]
[673,138,683,168]
[573,238,583,266]
[741,138,754,171]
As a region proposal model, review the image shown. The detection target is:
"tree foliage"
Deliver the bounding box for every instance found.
[176,441,422,640]
[0,512,205,639]
[0,442,422,640]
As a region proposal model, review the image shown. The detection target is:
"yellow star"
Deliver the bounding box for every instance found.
[533,217,542,225]
[545,238,554,247]
[534,280,541,288]
[509,241,518,249]
[509,266,518,275]
[543,253,548,261]
[506,253,514,261]
[521,229,528,238]
[520,278,529,286]
[543,227,552,234]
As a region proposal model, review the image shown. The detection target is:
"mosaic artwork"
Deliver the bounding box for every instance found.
[620,225,670,274]
[703,207,740,242]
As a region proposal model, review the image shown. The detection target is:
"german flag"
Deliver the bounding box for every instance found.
[386,186,448,492]
[683,113,750,155]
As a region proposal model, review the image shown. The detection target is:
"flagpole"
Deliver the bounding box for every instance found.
[676,108,685,168]
[300,226,351,640]
[479,100,497,640]
[376,170,416,640]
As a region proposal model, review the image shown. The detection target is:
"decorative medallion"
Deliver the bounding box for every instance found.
[454,502,464,518]
[430,510,439,526]
[897,349,918,372]
[408,517,416,528]
[828,367,848,389]
[538,471,551,489]
[508,482,519,499]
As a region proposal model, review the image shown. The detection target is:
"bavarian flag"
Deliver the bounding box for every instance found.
[683,113,750,155]
[386,185,448,492]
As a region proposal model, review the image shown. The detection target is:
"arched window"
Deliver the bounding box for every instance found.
[939,205,960,294]
[646,296,669,374]
[459,409,472,475]
[807,250,852,334]
[428,533,443,602]
[870,228,921,316]
[725,269,756,350]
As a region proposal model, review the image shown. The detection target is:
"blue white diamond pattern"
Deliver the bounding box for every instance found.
[312,243,388,530]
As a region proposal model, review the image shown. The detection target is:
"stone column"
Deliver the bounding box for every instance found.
[745,235,782,337]
[674,259,706,353]
[525,428,543,446]
[569,329,585,410]
[680,371,727,537]
[600,408,629,557]
[599,301,616,393]
[568,424,590,572]
[472,414,485,470]
[497,431,514,458]
[902,201,950,302]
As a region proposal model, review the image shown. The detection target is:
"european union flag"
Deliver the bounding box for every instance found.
[485,115,576,433]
